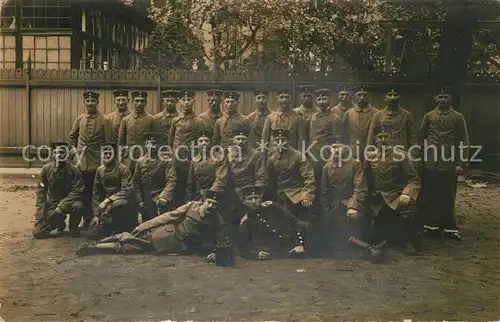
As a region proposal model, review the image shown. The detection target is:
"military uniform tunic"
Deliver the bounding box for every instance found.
[106,110,130,144]
[419,107,469,232]
[262,109,306,151]
[133,155,176,219]
[34,162,84,237]
[330,104,351,137]
[246,108,272,150]
[229,146,268,189]
[309,109,343,161]
[343,105,378,159]
[118,111,157,159]
[293,104,319,147]
[186,152,229,202]
[198,110,223,132]
[213,112,252,149]
[154,110,179,145]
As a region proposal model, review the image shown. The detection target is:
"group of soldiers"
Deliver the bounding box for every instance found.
[34,84,469,264]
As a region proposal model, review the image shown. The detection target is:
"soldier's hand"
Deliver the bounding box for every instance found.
[206,251,216,263]
[301,200,312,207]
[456,165,463,174]
[138,201,146,209]
[399,194,411,207]
[257,251,271,260]
[239,214,249,225]
[89,216,100,229]
[98,199,110,212]
[347,209,358,220]
[54,206,64,216]
[260,201,273,208]
[289,245,305,255]
[157,198,167,207]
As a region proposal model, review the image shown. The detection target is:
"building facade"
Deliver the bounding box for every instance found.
[0,0,154,70]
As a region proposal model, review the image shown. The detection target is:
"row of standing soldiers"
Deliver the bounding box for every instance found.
[34,85,469,260]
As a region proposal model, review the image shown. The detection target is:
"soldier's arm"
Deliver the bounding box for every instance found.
[407,112,419,152]
[299,155,316,202]
[308,116,314,149]
[167,117,177,147]
[35,166,49,221]
[254,152,268,188]
[456,114,470,169]
[92,169,104,217]
[320,164,332,214]
[401,156,421,202]
[346,160,367,211]
[186,161,197,201]
[103,116,115,143]
[297,114,306,150]
[107,165,134,202]
[366,113,379,147]
[342,112,350,145]
[58,166,84,213]
[212,119,221,147]
[67,115,80,149]
[261,116,271,153]
[159,159,176,201]
[117,118,127,147]
[139,202,190,231]
[419,113,430,145]
[211,155,229,192]
[132,160,144,203]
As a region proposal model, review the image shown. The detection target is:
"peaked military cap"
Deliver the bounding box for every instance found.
[276,87,291,96]
[239,185,265,199]
[331,135,345,146]
[354,85,368,95]
[102,141,118,151]
[337,84,352,94]
[271,128,290,139]
[385,88,400,100]
[231,126,249,138]
[50,141,69,150]
[143,132,162,142]
[438,86,452,95]
[206,89,223,97]
[253,89,270,97]
[314,88,332,97]
[198,130,213,139]
[180,90,196,99]
[201,189,222,201]
[161,89,179,99]
[131,91,148,99]
[223,91,240,101]
[298,84,316,95]
[112,89,129,98]
[83,91,100,100]
[377,123,393,135]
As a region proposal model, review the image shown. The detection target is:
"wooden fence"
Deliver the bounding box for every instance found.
[0,68,499,168]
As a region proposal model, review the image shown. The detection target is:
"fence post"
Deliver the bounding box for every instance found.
[157,54,161,114]
[26,56,32,168]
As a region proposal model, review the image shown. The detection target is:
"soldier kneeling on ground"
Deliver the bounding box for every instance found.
[33,141,84,238]
[236,185,310,260]
[77,189,232,262]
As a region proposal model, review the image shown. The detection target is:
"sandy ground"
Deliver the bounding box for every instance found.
[0,178,499,321]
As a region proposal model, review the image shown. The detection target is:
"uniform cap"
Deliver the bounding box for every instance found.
[377,123,393,135]
[83,91,100,100]
[180,90,196,99]
[331,135,345,146]
[131,91,148,99]
[161,90,179,99]
[50,141,69,150]
[231,126,249,138]
[102,142,118,150]
[206,89,223,97]
[198,130,213,139]
[354,85,368,95]
[271,128,290,139]
[112,89,129,98]
[314,88,332,97]
[276,87,291,96]
[239,185,265,199]
[201,189,222,201]
[298,84,316,95]
[143,132,162,142]
[223,91,240,101]
[253,89,270,97]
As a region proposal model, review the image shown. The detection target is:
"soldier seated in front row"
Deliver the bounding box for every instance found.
[33,141,84,238]
[133,132,176,221]
[236,185,309,260]
[76,189,231,259]
[89,142,138,240]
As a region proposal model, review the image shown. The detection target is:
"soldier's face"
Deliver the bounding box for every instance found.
[84,97,98,113]
[301,94,313,105]
[232,135,247,147]
[271,137,288,153]
[243,195,262,210]
[52,147,68,165]
[133,98,147,112]
[355,91,368,105]
[385,92,400,107]
[436,93,451,107]
[224,98,238,113]
[255,94,268,107]
[277,94,291,108]
[315,95,330,110]
[338,91,352,103]
[203,199,218,214]
[163,97,177,111]
[331,144,346,160]
[114,96,129,110]
[145,139,157,151]
[101,148,115,165]
[179,97,194,111]
[197,137,211,149]
[208,96,221,109]
[376,133,390,146]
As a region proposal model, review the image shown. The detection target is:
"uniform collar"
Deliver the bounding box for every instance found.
[86,111,100,118]
[354,104,372,112]
[182,110,196,119]
[132,111,146,118]
[256,107,271,116]
[384,107,401,116]
[335,104,350,112]
[163,109,178,118]
[276,108,291,116]
[436,106,453,114]
[115,109,130,117]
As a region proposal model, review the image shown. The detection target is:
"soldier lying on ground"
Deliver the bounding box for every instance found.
[33,141,84,238]
[236,185,310,260]
[76,189,231,259]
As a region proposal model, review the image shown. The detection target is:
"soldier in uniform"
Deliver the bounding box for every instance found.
[168,90,205,207]
[262,88,306,153]
[246,89,272,150]
[359,124,421,254]
[293,84,318,148]
[419,88,469,240]
[118,90,157,173]
[68,91,110,230]
[267,128,315,221]
[89,142,137,240]
[308,88,343,215]
[106,89,131,144]
[76,189,231,260]
[198,89,223,132]
[367,89,418,159]
[343,86,378,160]
[331,86,354,129]
[321,137,367,256]
[186,130,229,203]
[213,91,251,150]
[154,89,179,146]
[33,142,84,238]
[236,185,309,260]
[133,133,176,222]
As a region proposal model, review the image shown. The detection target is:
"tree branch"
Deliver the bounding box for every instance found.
[220,23,262,61]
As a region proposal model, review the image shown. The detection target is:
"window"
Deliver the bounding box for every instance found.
[22,0,71,29]
[23,35,71,69]
[0,0,17,29]
[0,35,16,68]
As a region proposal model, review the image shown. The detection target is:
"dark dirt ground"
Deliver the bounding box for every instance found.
[0,178,499,321]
